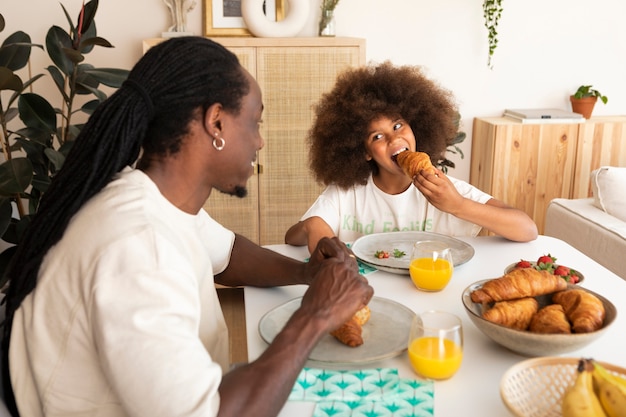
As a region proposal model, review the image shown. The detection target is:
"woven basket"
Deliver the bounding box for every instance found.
[500,357,626,417]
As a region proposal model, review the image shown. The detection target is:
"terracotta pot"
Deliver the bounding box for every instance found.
[570,95,597,119]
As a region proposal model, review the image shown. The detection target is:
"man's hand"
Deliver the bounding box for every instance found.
[302,236,358,284]
[300,237,373,332]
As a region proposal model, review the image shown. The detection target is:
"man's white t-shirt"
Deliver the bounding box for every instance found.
[300,175,492,242]
[10,168,234,417]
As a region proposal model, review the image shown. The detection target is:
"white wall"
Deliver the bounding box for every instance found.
[3,0,626,181]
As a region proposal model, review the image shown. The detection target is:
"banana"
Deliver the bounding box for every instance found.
[562,358,608,417]
[591,361,626,417]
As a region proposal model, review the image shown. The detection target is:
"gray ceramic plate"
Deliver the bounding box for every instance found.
[462,279,617,357]
[259,296,416,365]
[351,231,475,275]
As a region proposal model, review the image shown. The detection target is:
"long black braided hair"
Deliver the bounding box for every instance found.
[1,36,249,415]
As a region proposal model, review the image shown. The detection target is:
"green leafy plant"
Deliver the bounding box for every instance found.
[573,85,608,104]
[437,112,466,174]
[0,0,129,287]
[483,0,503,69]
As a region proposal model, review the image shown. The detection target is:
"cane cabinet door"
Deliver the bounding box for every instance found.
[205,38,365,245]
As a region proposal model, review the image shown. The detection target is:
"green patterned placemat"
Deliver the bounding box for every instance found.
[290,368,399,402]
[290,368,434,417]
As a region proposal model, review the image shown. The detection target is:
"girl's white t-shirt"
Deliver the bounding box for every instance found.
[301,175,492,242]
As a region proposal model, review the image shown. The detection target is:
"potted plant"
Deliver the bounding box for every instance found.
[438,112,466,174]
[0,0,129,287]
[570,85,608,119]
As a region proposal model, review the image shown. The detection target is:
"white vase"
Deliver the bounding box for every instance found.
[241,0,310,38]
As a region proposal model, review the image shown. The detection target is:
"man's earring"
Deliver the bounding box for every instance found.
[212,133,225,151]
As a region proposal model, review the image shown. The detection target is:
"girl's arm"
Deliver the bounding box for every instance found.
[414,171,538,242]
[452,198,538,242]
[284,216,335,254]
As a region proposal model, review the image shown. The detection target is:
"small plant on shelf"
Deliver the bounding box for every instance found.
[570,85,608,119]
[572,85,608,104]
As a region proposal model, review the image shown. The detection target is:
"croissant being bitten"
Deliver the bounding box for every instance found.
[395,151,435,177]
[470,268,567,304]
[330,306,371,347]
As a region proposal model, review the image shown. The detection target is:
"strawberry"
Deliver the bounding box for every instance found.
[515,260,532,269]
[537,254,556,267]
[375,250,390,259]
[553,265,571,276]
[569,274,580,284]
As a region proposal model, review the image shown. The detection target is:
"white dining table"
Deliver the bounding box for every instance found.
[244,235,626,416]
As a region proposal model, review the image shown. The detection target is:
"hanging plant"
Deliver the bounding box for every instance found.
[483,0,503,69]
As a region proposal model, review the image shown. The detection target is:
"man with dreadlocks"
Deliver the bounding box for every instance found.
[0,37,373,417]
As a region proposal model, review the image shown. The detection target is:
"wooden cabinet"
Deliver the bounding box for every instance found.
[470,116,626,234]
[572,117,626,198]
[144,37,365,245]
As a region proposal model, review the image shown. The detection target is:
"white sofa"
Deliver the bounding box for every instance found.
[545,166,626,280]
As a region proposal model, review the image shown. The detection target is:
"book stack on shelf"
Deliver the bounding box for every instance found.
[503,108,584,124]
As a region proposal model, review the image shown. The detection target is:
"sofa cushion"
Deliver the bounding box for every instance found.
[591,166,626,223]
[546,198,626,280]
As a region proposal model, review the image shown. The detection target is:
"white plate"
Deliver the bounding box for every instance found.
[258,296,416,365]
[351,231,475,274]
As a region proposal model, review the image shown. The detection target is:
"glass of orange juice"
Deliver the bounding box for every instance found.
[409,240,454,291]
[407,311,463,380]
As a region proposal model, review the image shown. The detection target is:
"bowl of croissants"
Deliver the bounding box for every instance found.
[461,268,617,356]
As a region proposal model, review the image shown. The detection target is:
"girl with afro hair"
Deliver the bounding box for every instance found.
[285,62,537,253]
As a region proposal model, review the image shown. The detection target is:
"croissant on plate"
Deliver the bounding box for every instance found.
[529,304,572,334]
[353,305,371,326]
[482,297,539,330]
[552,289,605,333]
[330,305,371,347]
[395,151,435,177]
[470,268,568,304]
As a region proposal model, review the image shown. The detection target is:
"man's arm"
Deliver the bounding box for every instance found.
[214,234,309,287]
[216,238,374,417]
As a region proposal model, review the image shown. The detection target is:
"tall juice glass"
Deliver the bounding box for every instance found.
[408,311,463,380]
[409,240,454,291]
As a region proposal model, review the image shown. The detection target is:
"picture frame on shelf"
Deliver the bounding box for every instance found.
[204,0,285,36]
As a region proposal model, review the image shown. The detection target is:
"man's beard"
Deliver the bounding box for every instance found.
[220,185,248,198]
